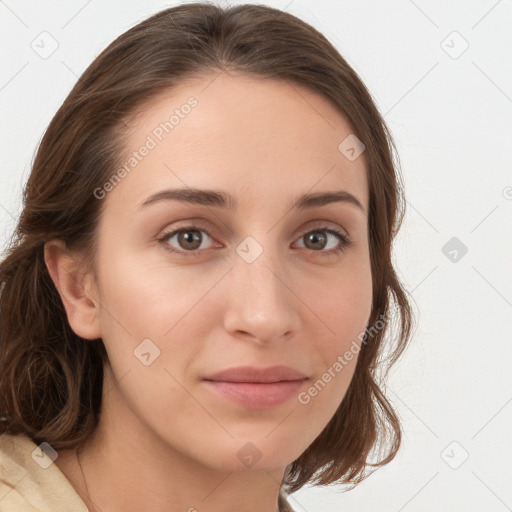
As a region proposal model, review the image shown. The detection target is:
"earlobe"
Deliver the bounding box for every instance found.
[44,240,102,340]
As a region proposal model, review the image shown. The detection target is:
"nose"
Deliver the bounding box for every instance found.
[222,243,302,345]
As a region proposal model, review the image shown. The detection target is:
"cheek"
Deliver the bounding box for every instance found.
[96,246,208,340]
[295,294,366,439]
[93,251,207,421]
[294,259,372,412]
[301,258,373,345]
[93,247,222,399]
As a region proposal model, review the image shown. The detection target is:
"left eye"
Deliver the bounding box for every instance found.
[294,229,348,252]
[159,226,351,255]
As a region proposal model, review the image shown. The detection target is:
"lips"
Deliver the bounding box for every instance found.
[203,365,307,383]
[203,365,308,409]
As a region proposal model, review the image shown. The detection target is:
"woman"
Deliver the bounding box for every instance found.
[0,3,412,511]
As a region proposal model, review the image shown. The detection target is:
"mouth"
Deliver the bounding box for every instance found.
[203,380,307,409]
[203,365,308,409]
[204,364,307,383]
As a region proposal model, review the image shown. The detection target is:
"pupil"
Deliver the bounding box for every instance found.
[307,231,326,249]
[180,230,200,249]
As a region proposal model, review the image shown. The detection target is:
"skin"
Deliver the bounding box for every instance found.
[45,72,372,512]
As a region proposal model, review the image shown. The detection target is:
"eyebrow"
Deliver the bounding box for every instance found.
[137,188,365,214]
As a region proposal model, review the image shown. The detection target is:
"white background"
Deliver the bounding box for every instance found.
[1,1,511,511]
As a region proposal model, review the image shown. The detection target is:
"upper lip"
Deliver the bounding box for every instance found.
[204,365,307,383]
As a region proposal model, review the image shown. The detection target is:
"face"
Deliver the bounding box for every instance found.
[85,73,372,472]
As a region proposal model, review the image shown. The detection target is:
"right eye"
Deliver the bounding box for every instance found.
[158,226,218,256]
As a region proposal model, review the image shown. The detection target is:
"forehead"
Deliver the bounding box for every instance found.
[107,72,368,214]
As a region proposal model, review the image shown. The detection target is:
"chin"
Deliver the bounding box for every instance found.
[188,435,303,473]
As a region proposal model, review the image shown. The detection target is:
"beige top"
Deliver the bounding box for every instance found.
[1,432,295,512]
[0,432,88,511]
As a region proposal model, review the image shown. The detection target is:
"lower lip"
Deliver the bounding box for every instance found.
[203,379,306,409]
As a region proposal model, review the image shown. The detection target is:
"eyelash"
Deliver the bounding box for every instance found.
[158,224,353,258]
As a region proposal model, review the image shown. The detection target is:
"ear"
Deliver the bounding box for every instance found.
[44,240,102,340]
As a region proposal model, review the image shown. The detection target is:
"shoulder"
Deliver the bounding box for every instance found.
[0,432,89,512]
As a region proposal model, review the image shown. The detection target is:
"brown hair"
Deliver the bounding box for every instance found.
[0,1,413,499]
